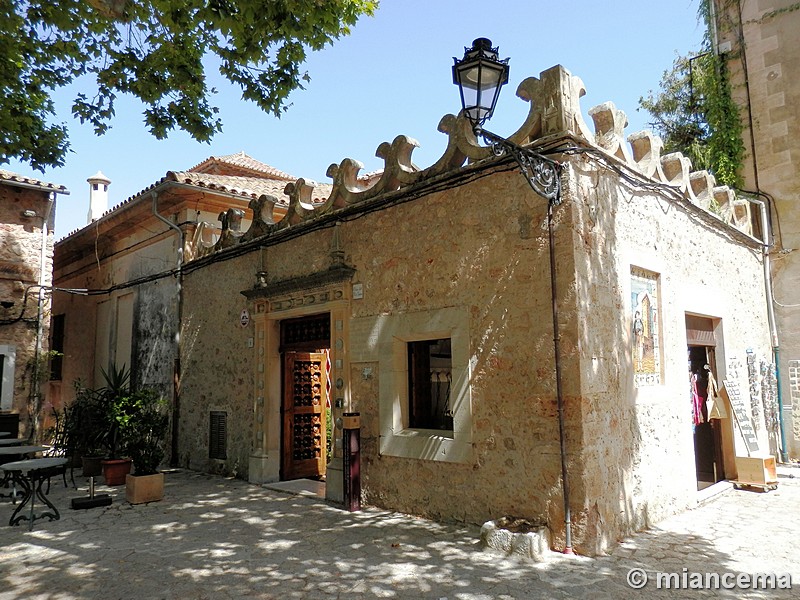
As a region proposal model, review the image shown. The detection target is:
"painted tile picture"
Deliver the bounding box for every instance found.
[631,267,661,386]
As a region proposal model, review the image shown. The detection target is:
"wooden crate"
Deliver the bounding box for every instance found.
[735,456,777,486]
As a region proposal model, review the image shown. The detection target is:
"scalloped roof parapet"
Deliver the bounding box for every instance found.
[188,65,758,256]
[583,103,751,234]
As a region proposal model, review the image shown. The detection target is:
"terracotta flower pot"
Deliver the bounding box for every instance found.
[101,458,132,486]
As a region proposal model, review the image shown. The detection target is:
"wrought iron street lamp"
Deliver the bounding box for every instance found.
[454,38,571,554]
[452,38,509,127]
[452,38,561,206]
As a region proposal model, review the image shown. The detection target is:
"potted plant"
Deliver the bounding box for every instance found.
[122,388,169,504]
[68,380,112,477]
[99,365,134,485]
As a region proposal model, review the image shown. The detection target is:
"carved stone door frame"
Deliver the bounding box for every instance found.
[244,271,353,494]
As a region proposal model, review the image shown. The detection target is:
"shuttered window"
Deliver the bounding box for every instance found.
[209,411,227,460]
[50,314,65,380]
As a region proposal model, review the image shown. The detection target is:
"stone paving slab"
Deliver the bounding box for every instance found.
[0,467,798,599]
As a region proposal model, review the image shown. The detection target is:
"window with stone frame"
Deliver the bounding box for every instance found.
[408,338,453,431]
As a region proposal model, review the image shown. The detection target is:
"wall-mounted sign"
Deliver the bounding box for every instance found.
[240,308,250,328]
[723,378,760,454]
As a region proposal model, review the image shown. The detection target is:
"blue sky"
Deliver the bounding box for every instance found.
[7,0,704,239]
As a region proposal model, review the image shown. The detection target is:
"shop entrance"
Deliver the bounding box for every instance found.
[280,313,330,481]
[689,345,725,489]
[686,314,726,491]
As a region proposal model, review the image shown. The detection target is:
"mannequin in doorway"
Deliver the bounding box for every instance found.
[689,348,709,426]
[704,364,727,419]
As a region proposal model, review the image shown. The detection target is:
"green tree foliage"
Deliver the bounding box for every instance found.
[639,1,744,188]
[0,0,377,171]
[639,53,710,171]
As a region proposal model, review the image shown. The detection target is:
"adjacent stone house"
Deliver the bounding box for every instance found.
[713,0,800,460]
[54,65,774,554]
[51,154,331,454]
[0,169,67,438]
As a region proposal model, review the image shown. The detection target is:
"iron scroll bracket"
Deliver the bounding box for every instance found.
[475,127,562,206]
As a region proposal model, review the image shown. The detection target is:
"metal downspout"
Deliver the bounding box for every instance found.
[548,199,573,554]
[746,196,787,461]
[151,191,184,467]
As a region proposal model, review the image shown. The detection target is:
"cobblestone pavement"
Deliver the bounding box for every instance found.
[1,466,798,599]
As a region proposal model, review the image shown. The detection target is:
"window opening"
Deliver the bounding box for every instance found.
[209,411,227,460]
[50,314,65,380]
[408,338,453,430]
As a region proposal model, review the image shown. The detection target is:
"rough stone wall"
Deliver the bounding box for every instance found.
[791,359,800,442]
[773,246,800,460]
[178,167,573,531]
[177,153,773,555]
[568,155,772,553]
[179,252,259,476]
[0,185,55,438]
[345,169,570,528]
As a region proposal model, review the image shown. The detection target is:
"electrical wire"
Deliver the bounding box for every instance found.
[29,139,764,302]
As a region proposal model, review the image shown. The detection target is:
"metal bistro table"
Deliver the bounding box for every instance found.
[0,457,68,530]
[0,446,49,500]
[0,438,25,446]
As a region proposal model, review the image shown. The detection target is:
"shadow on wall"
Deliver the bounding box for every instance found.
[567,163,646,555]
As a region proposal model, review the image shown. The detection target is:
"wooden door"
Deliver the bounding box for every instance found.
[282,352,327,480]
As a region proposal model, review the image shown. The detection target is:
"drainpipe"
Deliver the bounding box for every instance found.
[547,199,573,554]
[746,196,787,462]
[151,191,184,467]
[31,193,55,442]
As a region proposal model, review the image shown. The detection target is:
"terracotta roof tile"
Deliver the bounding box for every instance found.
[188,151,296,181]
[59,159,332,239]
[166,172,332,205]
[0,169,68,194]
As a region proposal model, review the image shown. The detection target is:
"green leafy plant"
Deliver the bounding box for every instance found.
[100,363,133,459]
[68,379,113,457]
[118,389,169,476]
[66,364,169,474]
[1,0,377,171]
[639,0,745,188]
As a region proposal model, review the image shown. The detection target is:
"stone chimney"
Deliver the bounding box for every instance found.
[87,170,111,224]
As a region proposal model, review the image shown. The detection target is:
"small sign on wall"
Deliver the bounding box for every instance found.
[240,308,250,328]
[723,378,760,454]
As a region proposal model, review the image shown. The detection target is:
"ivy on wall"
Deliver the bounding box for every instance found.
[639,0,745,188]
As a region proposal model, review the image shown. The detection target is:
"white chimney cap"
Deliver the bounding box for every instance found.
[87,170,111,184]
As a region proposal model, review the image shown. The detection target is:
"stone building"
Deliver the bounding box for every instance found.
[712,0,800,460]
[51,154,330,449]
[0,169,67,438]
[54,65,773,554]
